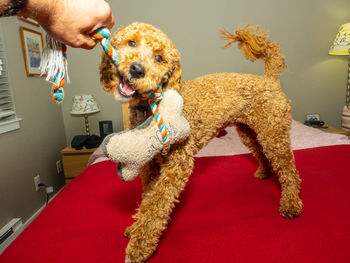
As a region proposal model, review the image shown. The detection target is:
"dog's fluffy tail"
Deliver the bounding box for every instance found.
[220,24,286,78]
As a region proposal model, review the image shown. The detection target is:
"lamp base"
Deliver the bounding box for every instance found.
[346,55,350,106]
[342,55,350,131]
[84,115,90,135]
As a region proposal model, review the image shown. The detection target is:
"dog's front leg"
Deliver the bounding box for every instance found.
[125,145,194,263]
[124,159,161,239]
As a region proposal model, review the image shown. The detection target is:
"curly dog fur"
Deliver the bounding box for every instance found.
[100,22,303,262]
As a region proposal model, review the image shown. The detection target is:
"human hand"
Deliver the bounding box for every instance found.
[19,0,114,49]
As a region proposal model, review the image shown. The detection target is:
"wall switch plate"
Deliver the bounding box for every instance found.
[56,160,63,174]
[34,175,40,191]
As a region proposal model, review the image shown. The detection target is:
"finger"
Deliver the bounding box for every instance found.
[80,36,98,50]
[70,34,97,50]
[93,1,114,31]
[86,17,113,37]
[101,1,114,29]
[107,14,114,29]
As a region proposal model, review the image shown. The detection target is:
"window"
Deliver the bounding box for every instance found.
[0,24,21,134]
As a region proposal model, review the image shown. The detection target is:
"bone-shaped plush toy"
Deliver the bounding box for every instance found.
[102,89,190,182]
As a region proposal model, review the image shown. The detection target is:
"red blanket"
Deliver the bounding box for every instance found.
[1,145,350,263]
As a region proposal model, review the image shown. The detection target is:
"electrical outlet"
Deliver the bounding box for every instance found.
[34,175,40,191]
[46,186,54,194]
[56,160,63,174]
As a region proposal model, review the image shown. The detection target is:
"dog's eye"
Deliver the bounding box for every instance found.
[155,55,163,63]
[128,41,136,47]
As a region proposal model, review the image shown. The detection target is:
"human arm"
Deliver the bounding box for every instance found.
[0,0,25,16]
[0,0,114,49]
[0,0,10,14]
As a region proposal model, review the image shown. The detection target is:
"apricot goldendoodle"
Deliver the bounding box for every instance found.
[100,22,302,262]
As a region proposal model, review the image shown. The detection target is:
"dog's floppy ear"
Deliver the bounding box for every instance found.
[166,62,181,90]
[99,53,119,92]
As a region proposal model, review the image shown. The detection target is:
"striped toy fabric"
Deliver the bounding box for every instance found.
[92,28,119,66]
[142,86,171,155]
[342,105,350,131]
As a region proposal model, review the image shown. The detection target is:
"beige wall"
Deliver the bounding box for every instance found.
[60,48,124,145]
[0,18,66,229]
[61,0,349,143]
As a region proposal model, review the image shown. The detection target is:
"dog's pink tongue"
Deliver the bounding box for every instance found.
[121,79,134,96]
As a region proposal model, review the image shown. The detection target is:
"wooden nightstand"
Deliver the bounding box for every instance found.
[315,126,350,137]
[61,146,96,184]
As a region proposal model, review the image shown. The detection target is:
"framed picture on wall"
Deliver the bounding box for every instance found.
[305,113,321,121]
[99,121,113,138]
[19,27,44,76]
[17,17,40,27]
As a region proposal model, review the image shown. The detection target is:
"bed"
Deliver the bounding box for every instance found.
[1,120,350,263]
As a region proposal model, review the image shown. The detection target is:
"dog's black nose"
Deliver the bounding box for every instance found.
[129,63,145,79]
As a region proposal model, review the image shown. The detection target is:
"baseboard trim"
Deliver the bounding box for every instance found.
[0,186,65,255]
[23,185,65,228]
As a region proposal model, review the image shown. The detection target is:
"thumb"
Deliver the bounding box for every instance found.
[76,34,98,49]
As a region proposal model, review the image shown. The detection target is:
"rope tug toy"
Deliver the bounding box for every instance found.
[40,35,69,104]
[40,28,171,155]
[91,28,119,66]
[49,45,66,104]
[141,86,171,155]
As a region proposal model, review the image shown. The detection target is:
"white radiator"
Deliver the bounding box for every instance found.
[0,218,23,254]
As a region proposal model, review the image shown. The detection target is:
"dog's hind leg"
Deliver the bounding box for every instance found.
[235,123,273,179]
[124,142,194,263]
[253,123,302,219]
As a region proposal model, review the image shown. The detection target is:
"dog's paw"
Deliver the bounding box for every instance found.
[125,233,158,263]
[254,165,273,179]
[124,224,135,239]
[125,257,144,263]
[279,195,303,219]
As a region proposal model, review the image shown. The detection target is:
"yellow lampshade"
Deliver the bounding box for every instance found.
[329,23,350,55]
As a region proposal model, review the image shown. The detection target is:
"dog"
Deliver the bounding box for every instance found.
[100,22,302,262]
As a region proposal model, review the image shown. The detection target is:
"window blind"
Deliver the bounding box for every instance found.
[0,23,21,134]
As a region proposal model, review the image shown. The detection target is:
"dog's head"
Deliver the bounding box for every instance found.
[99,22,181,105]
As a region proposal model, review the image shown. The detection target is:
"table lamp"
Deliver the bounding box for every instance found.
[71,95,100,135]
[329,23,350,131]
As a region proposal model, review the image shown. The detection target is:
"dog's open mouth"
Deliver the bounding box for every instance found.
[118,77,136,97]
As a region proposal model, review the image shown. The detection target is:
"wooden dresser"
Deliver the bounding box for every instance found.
[61,146,96,184]
[315,126,350,137]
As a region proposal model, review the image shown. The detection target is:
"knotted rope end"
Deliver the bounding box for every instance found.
[40,34,70,104]
[40,34,70,84]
